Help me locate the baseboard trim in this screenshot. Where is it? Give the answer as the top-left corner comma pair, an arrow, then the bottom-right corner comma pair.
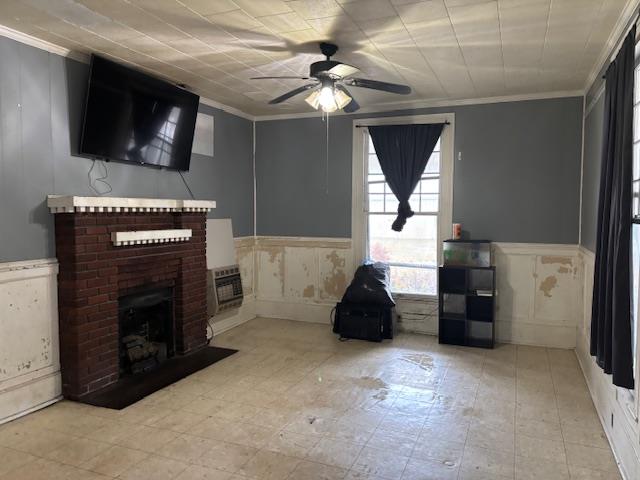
211,298 -> 257,336
575,335 -> 633,480
495,321 -> 577,348
255,299 -> 335,324
0,372 -> 62,425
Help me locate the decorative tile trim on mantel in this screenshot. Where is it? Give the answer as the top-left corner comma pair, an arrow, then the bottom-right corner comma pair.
111,229 -> 192,247
47,195 -> 216,213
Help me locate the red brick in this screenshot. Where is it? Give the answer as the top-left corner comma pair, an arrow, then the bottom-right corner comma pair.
54,211 -> 209,399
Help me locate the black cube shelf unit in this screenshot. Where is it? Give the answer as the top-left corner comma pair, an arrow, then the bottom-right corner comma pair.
438,265 -> 496,348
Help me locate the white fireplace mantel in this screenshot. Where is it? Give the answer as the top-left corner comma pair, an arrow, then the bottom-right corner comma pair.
47,195 -> 216,213
111,229 -> 192,246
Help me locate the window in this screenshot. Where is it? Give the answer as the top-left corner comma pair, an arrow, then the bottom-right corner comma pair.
363,131 -> 444,296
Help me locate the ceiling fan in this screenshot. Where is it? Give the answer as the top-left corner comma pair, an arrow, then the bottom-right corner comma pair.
250,42 -> 412,113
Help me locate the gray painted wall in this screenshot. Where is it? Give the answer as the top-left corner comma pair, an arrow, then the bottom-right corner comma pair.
0,36 -> 254,263
581,94 -> 605,252
256,97 -> 584,244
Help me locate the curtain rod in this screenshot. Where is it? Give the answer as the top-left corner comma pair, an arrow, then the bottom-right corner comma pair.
355,121 -> 450,128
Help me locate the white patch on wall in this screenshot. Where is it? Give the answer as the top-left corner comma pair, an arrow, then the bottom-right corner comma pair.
192,112 -> 214,157
206,219 -> 235,269
0,259 -> 61,423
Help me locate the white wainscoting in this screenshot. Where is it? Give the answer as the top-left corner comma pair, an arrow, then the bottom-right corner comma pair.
576,247 -> 640,480
253,236 -> 353,324
209,236 -> 354,329
493,243 -> 581,348
231,237 -> 582,348
395,243 -> 581,346
0,258 -> 62,424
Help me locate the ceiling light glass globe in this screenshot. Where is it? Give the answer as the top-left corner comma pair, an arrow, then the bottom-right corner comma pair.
319,86 -> 337,112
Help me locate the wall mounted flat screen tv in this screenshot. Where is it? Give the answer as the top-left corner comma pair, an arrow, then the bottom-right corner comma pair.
80,55 -> 200,171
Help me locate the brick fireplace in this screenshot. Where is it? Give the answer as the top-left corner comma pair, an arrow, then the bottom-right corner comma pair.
48,196 -> 215,400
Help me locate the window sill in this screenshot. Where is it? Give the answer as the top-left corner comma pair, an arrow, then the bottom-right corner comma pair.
393,292 -> 438,302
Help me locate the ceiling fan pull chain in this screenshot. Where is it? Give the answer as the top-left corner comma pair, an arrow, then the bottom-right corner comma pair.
326,112 -> 330,195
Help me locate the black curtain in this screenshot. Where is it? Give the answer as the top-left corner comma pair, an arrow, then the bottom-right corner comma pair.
591,25 -> 636,389
369,123 -> 444,231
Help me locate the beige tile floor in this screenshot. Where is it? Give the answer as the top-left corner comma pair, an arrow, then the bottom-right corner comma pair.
0,317 -> 620,480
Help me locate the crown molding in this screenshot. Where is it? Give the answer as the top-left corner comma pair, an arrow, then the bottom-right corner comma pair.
252,90 -> 584,121
0,24 -> 88,63
584,0 -> 640,95
198,97 -> 255,121
585,82 -> 606,117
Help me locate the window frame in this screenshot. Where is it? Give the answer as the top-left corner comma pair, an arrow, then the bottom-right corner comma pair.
624,54 -> 640,424
351,113 -> 455,300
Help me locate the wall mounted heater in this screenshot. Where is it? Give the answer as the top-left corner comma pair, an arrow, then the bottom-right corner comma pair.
210,265 -> 243,314
206,219 -> 243,317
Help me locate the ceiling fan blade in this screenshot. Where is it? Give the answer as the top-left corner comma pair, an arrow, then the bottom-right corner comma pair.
345,78 -> 411,95
250,76 -> 311,80
328,63 -> 359,78
269,83 -> 318,104
335,85 -> 360,113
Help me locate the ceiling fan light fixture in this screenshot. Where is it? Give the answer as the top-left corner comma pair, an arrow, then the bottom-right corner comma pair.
334,88 -> 352,109
305,90 -> 320,109
318,85 -> 338,112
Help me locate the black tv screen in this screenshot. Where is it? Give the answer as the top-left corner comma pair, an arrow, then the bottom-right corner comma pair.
80,55 -> 200,171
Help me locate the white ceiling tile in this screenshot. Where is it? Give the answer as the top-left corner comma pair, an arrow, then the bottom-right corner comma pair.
394,1 -> 449,24
287,0 -> 343,20
169,38 -> 216,56
23,0 -> 111,27
178,0 -> 237,16
258,12 -> 311,33
389,0 -> 431,5
234,0 -> 293,17
75,0 -> 158,30
356,16 -> 406,36
341,0 -> 397,22
127,0 -> 187,24
578,0 -> 627,72
444,0 -> 493,6
133,22 -> 193,44
499,0 -> 548,67
448,1 -> 504,94
278,28 -> 325,45
307,14 -> 360,35
405,17 -> 476,97
206,9 -> 263,31
83,20 -> 142,42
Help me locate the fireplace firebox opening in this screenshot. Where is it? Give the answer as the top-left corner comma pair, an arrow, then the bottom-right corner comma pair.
118,286 -> 175,375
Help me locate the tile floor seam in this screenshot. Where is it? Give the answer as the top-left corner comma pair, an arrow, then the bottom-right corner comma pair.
455,353 -> 485,480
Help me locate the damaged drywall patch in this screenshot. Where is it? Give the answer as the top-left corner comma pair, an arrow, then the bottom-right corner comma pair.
262,246 -> 282,264
539,275 -> 558,297
303,285 -> 315,298
322,251 -> 347,299
323,271 -> 347,298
